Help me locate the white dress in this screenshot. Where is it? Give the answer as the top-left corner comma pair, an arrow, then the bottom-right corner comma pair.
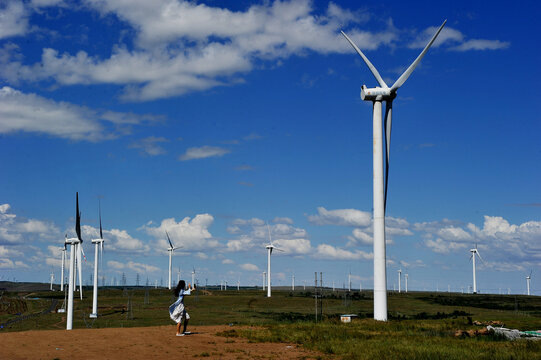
169,288 -> 191,324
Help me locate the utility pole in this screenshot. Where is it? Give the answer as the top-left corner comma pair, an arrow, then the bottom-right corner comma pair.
314,272 -> 318,322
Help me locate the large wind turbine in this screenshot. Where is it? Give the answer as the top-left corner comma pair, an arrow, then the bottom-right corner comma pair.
469,244 -> 483,294
341,20 -> 446,321
191,266 -> 196,286
265,223 -> 284,298
166,231 -> 180,289
65,192 -> 83,330
90,201 -> 105,318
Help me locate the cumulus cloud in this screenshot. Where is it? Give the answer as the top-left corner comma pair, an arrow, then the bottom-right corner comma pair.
417,215 -> 541,264
179,145 -> 230,161
226,216 -> 311,255
0,87 -> 158,141
313,244 -> 372,260
240,263 -> 259,271
0,203 -> 59,244
0,1 -> 29,39
450,39 -> 510,51
222,259 -> 234,264
142,214 -> 219,251
2,0 -> 397,101
409,25 -> 509,51
106,260 -> 159,274
129,136 -> 169,156
308,207 -> 371,227
81,224 -> 150,254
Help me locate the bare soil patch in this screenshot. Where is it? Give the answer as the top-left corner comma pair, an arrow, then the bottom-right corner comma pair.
0,325 -> 325,359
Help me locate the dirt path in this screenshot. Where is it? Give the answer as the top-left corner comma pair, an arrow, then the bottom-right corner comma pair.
0,325 -> 325,359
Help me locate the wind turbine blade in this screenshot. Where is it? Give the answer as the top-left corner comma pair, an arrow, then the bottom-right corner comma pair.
390,20 -> 446,92
99,200 -> 103,239
476,250 -> 484,262
266,222 -> 272,244
341,31 -> 388,88
166,231 -> 174,249
383,100 -> 393,213
75,192 -> 82,242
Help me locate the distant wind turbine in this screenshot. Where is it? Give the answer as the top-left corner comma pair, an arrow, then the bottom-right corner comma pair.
341,20 -> 446,321
265,222 -> 284,297
469,244 -> 484,294
90,201 -> 105,318
60,240 -> 67,291
405,273 -> 408,293
49,270 -> 54,291
526,270 -> 532,296
166,231 -> 181,289
398,269 -> 402,293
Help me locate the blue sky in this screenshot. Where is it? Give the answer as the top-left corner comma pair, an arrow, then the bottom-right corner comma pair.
0,0 -> 539,295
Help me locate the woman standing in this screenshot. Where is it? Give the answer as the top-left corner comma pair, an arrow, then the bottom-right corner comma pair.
169,280 -> 196,336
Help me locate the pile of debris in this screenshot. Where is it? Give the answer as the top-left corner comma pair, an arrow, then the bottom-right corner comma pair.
487,326 -> 541,341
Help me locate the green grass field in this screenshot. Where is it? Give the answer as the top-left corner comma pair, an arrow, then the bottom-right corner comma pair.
1,286 -> 540,359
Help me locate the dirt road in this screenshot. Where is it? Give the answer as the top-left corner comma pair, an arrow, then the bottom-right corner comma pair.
0,325 -> 325,359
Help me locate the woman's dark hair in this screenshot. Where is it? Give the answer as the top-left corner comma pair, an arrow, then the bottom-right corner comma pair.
174,280 -> 186,297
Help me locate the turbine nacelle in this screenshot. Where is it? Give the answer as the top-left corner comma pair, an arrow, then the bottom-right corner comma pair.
361,85 -> 395,101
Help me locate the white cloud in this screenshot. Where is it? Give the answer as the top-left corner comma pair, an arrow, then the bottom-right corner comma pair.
0,257 -> 29,269
450,39 -> 510,51
0,203 -> 59,244
81,224 -> 150,254
0,1 -> 29,39
179,145 -> 230,161
142,214 -> 219,251
129,136 -> 169,156
409,25 -> 509,51
313,244 -> 372,260
0,86 -> 157,141
272,238 -> 312,255
2,1 -> 396,101
222,259 -> 234,264
240,263 -> 259,271
308,206 -> 371,227
273,217 -> 293,224
106,260 -> 159,273
425,238 -> 468,254
400,259 -> 426,269
226,217 -> 311,254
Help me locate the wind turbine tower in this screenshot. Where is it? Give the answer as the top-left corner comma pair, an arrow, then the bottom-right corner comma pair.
50,270 -> 54,290
292,274 -> 295,291
526,271 -> 532,296
342,20 -> 446,321
60,242 -> 67,291
65,192 -> 83,330
470,245 -> 483,294
398,269 -> 402,293
166,231 -> 180,289
265,223 -> 283,298
191,266 -> 196,286
90,202 -> 105,318
405,273 -> 408,293
262,271 -> 266,290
